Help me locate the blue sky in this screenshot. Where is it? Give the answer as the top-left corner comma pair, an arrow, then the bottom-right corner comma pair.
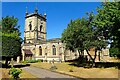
2,2 -> 101,40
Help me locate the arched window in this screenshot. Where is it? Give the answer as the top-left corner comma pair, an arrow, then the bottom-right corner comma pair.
29,22 -> 32,30
39,46 -> 42,55
52,45 -> 56,55
40,25 -> 42,32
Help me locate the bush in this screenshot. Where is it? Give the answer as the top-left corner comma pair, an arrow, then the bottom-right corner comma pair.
110,46 -> 120,58
20,61 -> 26,63
21,60 -> 42,63
37,59 -> 43,62
9,68 -> 22,79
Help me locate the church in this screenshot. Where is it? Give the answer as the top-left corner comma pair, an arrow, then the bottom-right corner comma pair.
21,8 -> 110,62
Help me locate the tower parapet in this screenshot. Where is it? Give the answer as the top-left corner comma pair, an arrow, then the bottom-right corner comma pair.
24,7 -> 47,44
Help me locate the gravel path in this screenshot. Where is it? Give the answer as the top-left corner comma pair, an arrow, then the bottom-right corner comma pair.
22,66 -> 83,80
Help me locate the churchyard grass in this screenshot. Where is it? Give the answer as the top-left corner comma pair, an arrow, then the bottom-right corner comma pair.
30,62 -> 118,78
19,69 -> 37,78
0,68 -> 37,78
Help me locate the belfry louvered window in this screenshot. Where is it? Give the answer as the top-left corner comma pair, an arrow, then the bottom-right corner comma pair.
29,22 -> 32,30
40,25 -> 42,32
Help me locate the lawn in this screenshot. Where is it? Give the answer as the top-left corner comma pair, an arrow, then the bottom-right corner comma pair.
0,60 -> 37,79
0,68 -> 37,79
0,68 -> 9,78
20,69 -> 37,78
0,69 -> 1,80
30,62 -> 118,78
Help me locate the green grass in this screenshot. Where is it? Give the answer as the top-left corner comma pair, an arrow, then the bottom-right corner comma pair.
0,68 -> 37,78
20,69 -> 37,78
30,62 -> 118,78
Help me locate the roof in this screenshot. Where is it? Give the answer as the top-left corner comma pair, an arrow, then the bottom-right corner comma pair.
35,38 -> 61,44
23,49 -> 33,55
22,38 -> 62,45
36,40 -> 47,44
22,43 -> 34,46
47,38 -> 61,43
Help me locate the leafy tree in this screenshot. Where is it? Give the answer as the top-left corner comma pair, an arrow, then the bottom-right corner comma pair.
109,43 -> 120,57
93,2 -> 120,57
2,16 -> 21,36
110,46 -> 119,57
2,32 -> 22,65
1,16 -> 22,65
61,13 -> 107,66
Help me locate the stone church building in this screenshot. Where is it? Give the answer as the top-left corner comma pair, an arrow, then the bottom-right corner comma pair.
21,8 -> 110,62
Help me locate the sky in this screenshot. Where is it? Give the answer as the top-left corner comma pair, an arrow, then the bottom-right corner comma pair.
2,2 -> 101,40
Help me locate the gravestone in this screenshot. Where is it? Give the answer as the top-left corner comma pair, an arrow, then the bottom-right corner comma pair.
17,56 -> 20,63
50,59 -> 57,70
11,58 -> 14,67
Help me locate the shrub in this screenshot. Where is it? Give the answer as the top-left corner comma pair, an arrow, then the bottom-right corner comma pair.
20,61 -> 26,63
26,60 -> 36,63
37,59 -> 43,62
110,46 -> 120,58
9,68 -> 22,79
21,60 -> 42,63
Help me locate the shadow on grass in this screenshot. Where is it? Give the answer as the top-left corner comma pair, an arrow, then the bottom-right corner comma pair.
66,57 -> 120,69
94,62 -> 120,69
13,64 -> 30,68
0,62 -> 30,68
68,61 -> 120,69
0,62 -> 11,68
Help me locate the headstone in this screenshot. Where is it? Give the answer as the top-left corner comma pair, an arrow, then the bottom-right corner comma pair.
17,56 -> 20,63
51,59 -> 54,66
11,58 -> 14,67
50,59 -> 57,70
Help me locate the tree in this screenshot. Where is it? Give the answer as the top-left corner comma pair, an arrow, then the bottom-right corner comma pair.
2,32 -> 22,65
2,16 -> 21,36
1,16 -> 22,65
109,43 -> 120,57
110,46 -> 119,57
61,13 -> 107,66
93,2 -> 120,57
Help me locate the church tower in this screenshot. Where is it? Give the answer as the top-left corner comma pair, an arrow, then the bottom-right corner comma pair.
24,7 -> 47,43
